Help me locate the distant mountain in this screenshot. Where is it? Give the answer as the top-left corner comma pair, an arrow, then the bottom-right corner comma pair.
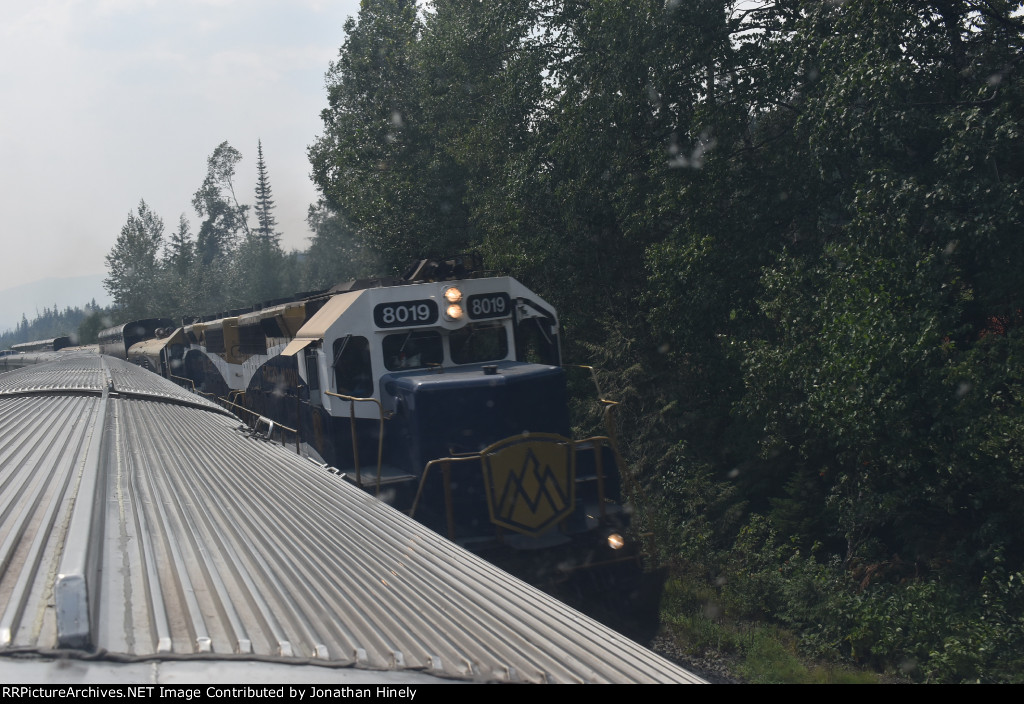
0,274 -> 111,334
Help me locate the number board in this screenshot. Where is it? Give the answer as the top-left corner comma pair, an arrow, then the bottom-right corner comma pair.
373,299 -> 439,328
467,293 -> 512,320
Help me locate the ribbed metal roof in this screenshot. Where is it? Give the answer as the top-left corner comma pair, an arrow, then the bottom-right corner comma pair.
0,352 -> 705,683
0,351 -> 106,392
106,357 -> 224,411
0,352 -> 224,414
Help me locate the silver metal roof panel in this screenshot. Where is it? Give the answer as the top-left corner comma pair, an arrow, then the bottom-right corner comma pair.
104,354 -> 224,412
0,350 -> 227,416
0,358 -> 704,684
0,352 -> 106,393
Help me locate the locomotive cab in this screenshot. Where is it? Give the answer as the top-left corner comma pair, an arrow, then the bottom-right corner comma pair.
278,277 -> 625,551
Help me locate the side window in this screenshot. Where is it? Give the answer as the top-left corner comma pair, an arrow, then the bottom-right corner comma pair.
333,336 -> 373,397
205,328 -> 225,353
305,347 -> 320,394
238,323 -> 267,355
515,317 -> 560,365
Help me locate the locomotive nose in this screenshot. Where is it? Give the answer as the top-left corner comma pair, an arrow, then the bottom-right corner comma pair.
382,362 -> 571,465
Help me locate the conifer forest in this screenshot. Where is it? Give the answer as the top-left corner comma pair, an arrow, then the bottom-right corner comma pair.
93,1 -> 1024,682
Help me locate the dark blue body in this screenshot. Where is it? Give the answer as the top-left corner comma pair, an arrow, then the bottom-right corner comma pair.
380,361 -> 571,470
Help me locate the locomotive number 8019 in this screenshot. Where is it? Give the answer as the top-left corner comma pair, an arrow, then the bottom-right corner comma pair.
118,262 -> 632,576
373,299 -> 439,328
467,292 -> 511,319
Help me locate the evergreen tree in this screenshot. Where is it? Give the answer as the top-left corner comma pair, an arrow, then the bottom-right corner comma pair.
164,214 -> 195,276
0,305 -> 101,349
305,200 -> 378,289
77,307 -> 114,345
226,140 -> 288,307
234,235 -> 285,307
103,199 -> 165,320
161,214 -> 196,318
253,139 -> 279,245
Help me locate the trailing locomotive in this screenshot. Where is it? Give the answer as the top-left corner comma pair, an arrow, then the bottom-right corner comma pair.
99,318 -> 174,359
11,336 -> 72,352
1,336 -> 77,371
123,259 -> 632,569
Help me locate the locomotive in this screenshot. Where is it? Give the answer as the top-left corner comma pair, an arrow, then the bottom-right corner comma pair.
116,258 -> 632,571
98,318 -> 174,359
10,336 -> 73,353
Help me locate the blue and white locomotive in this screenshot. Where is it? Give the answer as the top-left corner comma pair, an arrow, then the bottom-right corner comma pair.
127,259 -> 630,565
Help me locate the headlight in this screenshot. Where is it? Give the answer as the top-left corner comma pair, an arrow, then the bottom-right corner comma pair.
446,304 -> 464,321
444,286 -> 463,304
607,533 -> 625,550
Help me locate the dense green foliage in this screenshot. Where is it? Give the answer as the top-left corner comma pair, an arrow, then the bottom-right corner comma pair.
306,0 -> 1024,681
87,0 -> 1022,681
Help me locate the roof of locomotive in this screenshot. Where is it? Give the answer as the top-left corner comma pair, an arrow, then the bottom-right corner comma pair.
98,318 -> 174,339
128,326 -> 187,354
11,336 -> 71,352
285,288 -> 364,345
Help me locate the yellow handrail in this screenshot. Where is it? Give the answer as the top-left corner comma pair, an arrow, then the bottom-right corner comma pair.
412,455 -> 488,540
569,365 -> 624,461
324,391 -> 389,496
169,373 -> 196,392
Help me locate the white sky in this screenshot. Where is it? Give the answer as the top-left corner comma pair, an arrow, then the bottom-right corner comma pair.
0,0 -> 361,291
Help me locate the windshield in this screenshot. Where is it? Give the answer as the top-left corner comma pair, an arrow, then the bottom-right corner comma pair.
450,322 -> 508,364
382,330 -> 444,370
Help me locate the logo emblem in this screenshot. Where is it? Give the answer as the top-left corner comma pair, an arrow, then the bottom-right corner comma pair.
481,434 -> 575,536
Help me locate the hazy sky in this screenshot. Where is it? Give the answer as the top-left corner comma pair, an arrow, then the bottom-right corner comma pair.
0,0 -> 361,292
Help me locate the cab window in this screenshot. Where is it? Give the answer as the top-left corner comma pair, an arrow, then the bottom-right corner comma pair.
450,322 -> 508,364
304,346 -> 320,393
383,330 -> 443,371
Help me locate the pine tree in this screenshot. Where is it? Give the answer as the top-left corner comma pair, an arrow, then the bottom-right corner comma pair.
103,199 -> 165,319
254,139 -> 279,245
158,214 -> 196,318
165,214 -> 195,276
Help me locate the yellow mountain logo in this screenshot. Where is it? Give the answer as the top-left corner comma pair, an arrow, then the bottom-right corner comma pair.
481,435 -> 575,536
